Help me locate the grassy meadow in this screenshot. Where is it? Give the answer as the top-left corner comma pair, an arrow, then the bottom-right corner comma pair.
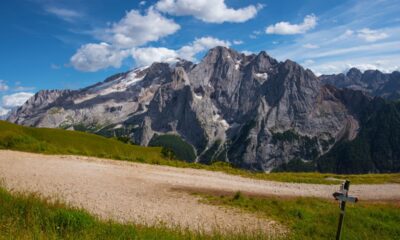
0,187 -> 271,240
0,185 -> 399,240
1,120 -> 400,185
200,191 -> 400,240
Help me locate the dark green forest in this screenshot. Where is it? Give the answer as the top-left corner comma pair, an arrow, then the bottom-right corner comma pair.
318,99 -> 400,173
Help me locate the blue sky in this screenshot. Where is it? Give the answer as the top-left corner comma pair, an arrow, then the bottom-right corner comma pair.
0,0 -> 399,115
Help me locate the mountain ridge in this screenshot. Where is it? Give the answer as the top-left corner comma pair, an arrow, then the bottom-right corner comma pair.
320,67 -> 400,99
7,46 -> 400,173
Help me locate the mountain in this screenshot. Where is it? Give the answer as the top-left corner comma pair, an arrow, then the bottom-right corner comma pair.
7,46 -> 400,173
320,68 -> 400,100
317,98 -> 400,174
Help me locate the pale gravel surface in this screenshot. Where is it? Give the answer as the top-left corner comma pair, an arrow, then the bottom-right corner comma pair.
1,150 -> 400,235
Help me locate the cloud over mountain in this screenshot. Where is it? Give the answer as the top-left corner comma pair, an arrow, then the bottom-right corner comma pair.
155,0 -> 263,23
70,7 -> 181,71
101,8 -> 181,48
71,43 -> 130,72
266,14 -> 317,35
2,92 -> 34,108
131,37 -> 231,66
131,47 -> 178,66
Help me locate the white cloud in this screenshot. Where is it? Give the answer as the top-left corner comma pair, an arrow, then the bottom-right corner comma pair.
0,106 -> 10,116
132,47 -> 179,66
321,30 -> 354,45
71,35 -> 231,71
177,37 -> 231,61
0,80 -> 9,91
267,0 -> 400,75
14,86 -> 36,91
139,1 -> 147,6
233,40 -> 244,45
155,0 -> 264,23
303,59 -> 315,65
266,14 -> 317,35
357,28 -> 389,42
131,36 -> 231,66
309,41 -> 400,59
71,8 -> 180,72
45,6 -> 82,22
303,43 -> 319,49
51,64 -> 61,70
249,30 -> 262,39
2,92 -> 34,108
70,43 -> 130,72
101,8 -> 180,48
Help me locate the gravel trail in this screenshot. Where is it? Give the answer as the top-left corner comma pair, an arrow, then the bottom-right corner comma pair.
1,150 -> 399,235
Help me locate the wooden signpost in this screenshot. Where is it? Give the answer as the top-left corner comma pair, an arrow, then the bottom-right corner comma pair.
332,180 -> 358,240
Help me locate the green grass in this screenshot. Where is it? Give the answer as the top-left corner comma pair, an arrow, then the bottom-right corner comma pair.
0,187 -> 270,240
200,192 -> 400,240
0,120 -> 164,163
149,134 -> 197,162
1,120 -> 400,185
200,162 -> 400,185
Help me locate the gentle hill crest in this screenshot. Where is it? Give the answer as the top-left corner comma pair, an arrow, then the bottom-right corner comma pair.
0,120 -> 163,163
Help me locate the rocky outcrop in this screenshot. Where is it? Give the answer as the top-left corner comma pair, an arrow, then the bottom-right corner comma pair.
8,47 -> 380,172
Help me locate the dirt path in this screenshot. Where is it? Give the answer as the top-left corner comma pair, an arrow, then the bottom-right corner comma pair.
1,150 -> 399,235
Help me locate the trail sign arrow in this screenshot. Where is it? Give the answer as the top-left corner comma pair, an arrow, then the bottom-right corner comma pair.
333,192 -> 358,203
333,180 -> 358,240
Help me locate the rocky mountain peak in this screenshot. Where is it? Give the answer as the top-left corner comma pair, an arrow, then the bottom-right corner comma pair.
203,46 -> 243,64
8,46 -> 399,173
256,50 -> 278,65
346,67 -> 362,78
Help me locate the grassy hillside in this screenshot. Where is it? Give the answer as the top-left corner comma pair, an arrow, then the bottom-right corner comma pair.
0,120 -> 164,164
201,192 -> 400,240
0,187 -> 267,240
1,120 -> 400,185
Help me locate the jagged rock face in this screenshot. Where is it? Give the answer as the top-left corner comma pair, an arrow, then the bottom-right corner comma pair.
320,68 -> 400,99
8,90 -> 73,126
8,47 -> 373,171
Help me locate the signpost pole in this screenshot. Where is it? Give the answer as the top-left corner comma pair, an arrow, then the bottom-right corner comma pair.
335,180 -> 350,240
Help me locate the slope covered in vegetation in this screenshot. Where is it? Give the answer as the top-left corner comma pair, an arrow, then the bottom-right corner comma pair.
318,100 -> 400,173
0,120 -> 163,163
